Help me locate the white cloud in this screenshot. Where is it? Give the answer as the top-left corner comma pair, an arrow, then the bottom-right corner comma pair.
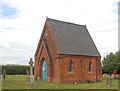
0,42 -> 34,65
0,0 -> 118,65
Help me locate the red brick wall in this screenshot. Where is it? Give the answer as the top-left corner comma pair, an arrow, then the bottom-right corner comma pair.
34,20 -> 102,83
57,54 -> 102,83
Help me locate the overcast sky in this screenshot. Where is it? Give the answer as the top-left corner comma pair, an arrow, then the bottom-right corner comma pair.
0,0 -> 118,65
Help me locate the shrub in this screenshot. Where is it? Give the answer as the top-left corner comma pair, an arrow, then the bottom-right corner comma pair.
35,76 -> 38,81
2,65 -> 34,75
86,80 -> 91,83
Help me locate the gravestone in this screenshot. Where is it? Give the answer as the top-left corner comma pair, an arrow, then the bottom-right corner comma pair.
106,76 -> 112,86
26,58 -> 36,86
27,70 -> 29,76
3,69 -> 6,82
26,70 -> 29,81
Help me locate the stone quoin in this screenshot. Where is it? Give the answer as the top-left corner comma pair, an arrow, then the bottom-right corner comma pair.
34,18 -> 102,83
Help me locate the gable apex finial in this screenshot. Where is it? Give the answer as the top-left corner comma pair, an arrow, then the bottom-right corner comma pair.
46,16 -> 48,19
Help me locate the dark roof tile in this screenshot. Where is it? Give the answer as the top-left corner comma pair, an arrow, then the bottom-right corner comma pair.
47,18 -> 101,57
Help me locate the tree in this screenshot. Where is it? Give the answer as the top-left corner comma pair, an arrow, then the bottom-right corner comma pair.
102,51 -> 119,74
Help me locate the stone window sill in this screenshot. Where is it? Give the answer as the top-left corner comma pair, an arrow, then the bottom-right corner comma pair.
69,72 -> 74,74
88,71 -> 93,73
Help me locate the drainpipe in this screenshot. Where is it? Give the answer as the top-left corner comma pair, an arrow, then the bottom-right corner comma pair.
80,59 -> 83,81
96,56 -> 98,81
36,59 -> 38,77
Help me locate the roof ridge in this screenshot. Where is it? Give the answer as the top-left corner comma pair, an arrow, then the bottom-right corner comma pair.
47,18 -> 86,27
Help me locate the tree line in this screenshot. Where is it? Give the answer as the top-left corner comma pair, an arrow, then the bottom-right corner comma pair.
2,65 -> 34,75
102,51 -> 120,74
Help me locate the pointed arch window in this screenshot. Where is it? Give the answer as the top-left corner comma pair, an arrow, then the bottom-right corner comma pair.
89,61 -> 92,72
69,61 -> 73,72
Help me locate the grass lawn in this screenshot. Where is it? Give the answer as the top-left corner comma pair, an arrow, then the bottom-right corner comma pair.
2,75 -> 118,89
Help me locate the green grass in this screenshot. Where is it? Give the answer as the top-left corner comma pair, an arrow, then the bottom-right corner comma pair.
2,75 -> 118,89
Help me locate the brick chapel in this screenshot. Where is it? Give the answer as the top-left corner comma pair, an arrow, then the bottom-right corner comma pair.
34,18 -> 102,83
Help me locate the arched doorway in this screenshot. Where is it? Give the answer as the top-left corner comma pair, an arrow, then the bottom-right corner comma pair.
42,59 -> 47,80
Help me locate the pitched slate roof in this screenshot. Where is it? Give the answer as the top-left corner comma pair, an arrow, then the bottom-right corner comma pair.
47,18 -> 101,57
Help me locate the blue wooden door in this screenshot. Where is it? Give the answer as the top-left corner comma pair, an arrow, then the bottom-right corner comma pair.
42,59 -> 47,80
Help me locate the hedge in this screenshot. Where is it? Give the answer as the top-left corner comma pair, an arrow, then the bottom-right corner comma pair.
2,65 -> 34,75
